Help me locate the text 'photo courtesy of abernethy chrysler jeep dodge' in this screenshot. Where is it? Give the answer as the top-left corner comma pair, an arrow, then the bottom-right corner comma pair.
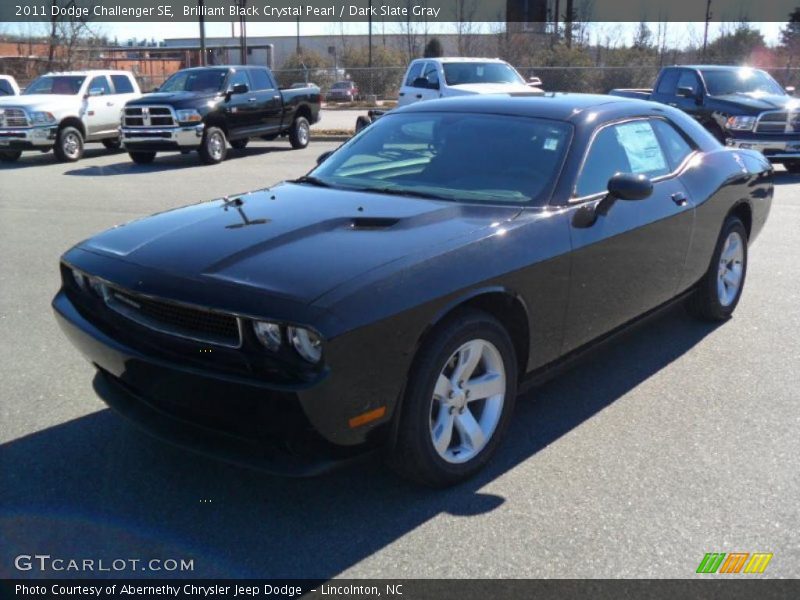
53,93 -> 772,487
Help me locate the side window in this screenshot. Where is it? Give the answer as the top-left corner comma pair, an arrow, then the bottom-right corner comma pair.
228,69 -> 251,90
249,68 -> 273,91
110,75 -> 135,94
655,70 -> 679,95
422,62 -> 440,88
88,76 -> 111,95
576,121 -> 669,198
677,70 -> 701,96
404,62 -> 424,86
651,119 -> 694,169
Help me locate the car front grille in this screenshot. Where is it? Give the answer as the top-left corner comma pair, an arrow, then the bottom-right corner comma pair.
123,105 -> 175,128
103,285 -> 242,348
0,107 -> 29,128
755,111 -> 800,134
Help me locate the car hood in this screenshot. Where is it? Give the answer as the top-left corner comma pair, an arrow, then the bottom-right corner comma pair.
78,183 -> 521,305
712,93 -> 800,112
0,94 -> 76,110
127,91 -> 220,107
447,82 -> 536,95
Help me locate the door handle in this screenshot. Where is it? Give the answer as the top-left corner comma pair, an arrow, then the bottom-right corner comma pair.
667,102 -> 677,107
106,102 -> 114,107
273,95 -> 280,100
416,94 -> 423,99
671,192 -> 688,206
248,97 -> 257,102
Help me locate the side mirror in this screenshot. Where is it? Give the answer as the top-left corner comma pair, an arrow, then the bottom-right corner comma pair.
786,86 -> 796,95
151,87 -> 160,93
607,173 -> 653,201
316,150 -> 333,165
87,87 -> 104,97
229,83 -> 249,95
677,86 -> 701,101
412,77 -> 430,89
528,76 -> 542,87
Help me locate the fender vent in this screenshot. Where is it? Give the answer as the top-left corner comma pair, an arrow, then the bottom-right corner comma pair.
349,217 -> 399,230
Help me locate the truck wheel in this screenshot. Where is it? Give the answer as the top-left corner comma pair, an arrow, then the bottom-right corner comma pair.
289,116 -> 310,149
128,151 -> 156,165
199,126 -> 227,164
686,216 -> 748,321
230,139 -> 249,150
0,150 -> 22,162
388,309 -> 518,487
784,161 -> 800,174
54,126 -> 84,162
102,139 -> 121,151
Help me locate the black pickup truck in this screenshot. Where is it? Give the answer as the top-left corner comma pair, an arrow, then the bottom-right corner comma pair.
610,65 -> 800,172
120,65 -> 321,165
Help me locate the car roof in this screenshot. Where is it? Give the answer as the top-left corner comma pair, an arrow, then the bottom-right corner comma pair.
412,57 -> 508,64
43,70 -> 133,76
674,65 -> 766,71
396,92 -> 648,122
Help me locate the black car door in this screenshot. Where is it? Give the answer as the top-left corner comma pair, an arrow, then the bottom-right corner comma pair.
224,68 -> 257,136
247,67 -> 283,133
561,117 -> 696,352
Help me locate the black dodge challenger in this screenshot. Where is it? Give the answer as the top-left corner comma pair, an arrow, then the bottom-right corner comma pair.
53,94 -> 773,486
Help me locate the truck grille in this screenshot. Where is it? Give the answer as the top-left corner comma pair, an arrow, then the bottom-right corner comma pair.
103,285 -> 242,348
0,107 -> 29,128
123,105 -> 175,128
755,111 -> 800,134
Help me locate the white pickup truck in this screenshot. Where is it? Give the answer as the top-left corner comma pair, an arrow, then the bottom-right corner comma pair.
0,69 -> 141,162
0,75 -> 20,97
397,57 -> 542,107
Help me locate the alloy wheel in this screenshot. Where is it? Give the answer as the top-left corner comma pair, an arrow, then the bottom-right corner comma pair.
717,230 -> 744,307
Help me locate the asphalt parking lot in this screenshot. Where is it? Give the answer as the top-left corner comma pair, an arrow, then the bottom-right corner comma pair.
1,140 -> 799,579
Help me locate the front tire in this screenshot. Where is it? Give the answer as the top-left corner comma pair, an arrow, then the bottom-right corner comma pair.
54,126 -> 84,162
686,216 -> 748,321
389,309 -> 518,487
199,126 -> 227,164
0,150 -> 22,162
128,151 -> 156,164
289,116 -> 310,149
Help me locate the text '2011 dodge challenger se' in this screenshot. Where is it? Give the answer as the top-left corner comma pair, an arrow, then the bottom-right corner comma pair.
53,94 -> 772,486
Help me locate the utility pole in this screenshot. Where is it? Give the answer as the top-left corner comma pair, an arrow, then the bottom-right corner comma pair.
238,0 -> 247,64
702,0 -> 712,60
198,0 -> 206,66
368,0 -> 373,96
296,16 -> 301,54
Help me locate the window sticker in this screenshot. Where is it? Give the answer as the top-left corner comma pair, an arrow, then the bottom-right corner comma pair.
613,121 -> 667,174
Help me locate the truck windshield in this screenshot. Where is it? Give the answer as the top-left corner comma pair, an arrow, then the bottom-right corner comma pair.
24,76 -> 86,95
701,69 -> 784,96
159,69 -> 228,93
308,112 -> 571,205
443,63 -> 525,86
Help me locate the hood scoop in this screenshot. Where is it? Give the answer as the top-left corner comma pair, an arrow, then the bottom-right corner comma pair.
349,217 -> 400,230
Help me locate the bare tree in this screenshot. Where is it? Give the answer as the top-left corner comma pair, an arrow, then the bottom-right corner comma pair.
454,0 -> 479,55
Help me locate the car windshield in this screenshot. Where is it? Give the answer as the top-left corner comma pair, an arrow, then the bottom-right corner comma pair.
332,82 -> 351,89
443,62 -> 525,86
309,112 -> 571,205
701,68 -> 785,96
24,75 -> 85,95
159,68 -> 228,93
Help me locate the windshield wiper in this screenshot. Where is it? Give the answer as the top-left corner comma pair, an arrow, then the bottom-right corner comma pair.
358,186 -> 451,201
293,175 -> 333,188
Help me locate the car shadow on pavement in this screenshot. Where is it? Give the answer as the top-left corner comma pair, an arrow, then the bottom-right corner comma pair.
0,305 -> 719,580
0,148 -> 116,170
62,146 -> 294,176
772,170 -> 800,185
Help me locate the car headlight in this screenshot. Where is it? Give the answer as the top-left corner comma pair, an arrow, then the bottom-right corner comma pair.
176,109 -> 203,123
726,116 -> 756,131
287,326 -> 323,363
253,321 -> 282,352
87,277 -> 107,298
71,268 -> 87,291
29,111 -> 56,124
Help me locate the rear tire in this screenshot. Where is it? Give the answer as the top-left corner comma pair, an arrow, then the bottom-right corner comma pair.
128,151 -> 156,165
0,150 -> 22,162
289,116 -> 310,149
102,138 -> 121,151
199,126 -> 227,164
230,138 -> 249,150
388,309 -> 518,487
53,126 -> 84,162
686,216 -> 748,321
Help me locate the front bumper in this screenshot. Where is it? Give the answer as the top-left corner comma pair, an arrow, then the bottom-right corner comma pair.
120,124 -> 204,152
0,125 -> 57,149
726,137 -> 800,160
52,289 -> 378,475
